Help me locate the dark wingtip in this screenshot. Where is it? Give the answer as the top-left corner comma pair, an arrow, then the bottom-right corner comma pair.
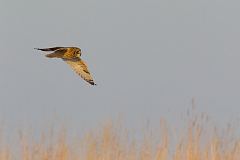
34,48 -> 40,50
89,81 -> 97,86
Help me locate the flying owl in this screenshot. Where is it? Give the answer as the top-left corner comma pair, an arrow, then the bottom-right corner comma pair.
35,47 -> 96,85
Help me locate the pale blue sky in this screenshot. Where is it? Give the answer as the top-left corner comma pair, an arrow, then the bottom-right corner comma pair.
1,0 -> 240,133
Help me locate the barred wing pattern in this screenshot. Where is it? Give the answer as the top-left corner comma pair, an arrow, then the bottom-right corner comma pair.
63,58 -> 96,85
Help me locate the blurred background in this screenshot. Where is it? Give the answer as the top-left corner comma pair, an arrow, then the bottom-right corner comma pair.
0,0 -> 240,138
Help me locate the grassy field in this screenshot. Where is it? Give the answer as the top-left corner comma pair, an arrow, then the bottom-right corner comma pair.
0,114 -> 239,160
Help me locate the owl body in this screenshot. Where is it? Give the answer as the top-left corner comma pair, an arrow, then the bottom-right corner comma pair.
35,47 -> 96,85
63,47 -> 81,59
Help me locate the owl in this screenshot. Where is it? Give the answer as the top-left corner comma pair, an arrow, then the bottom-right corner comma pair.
35,47 -> 96,85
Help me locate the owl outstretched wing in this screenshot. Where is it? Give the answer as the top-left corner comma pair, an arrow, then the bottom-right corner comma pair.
63,58 -> 96,85
35,47 -> 68,58
34,47 -> 64,51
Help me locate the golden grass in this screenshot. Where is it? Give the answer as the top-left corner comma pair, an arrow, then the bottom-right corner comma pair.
0,115 -> 239,160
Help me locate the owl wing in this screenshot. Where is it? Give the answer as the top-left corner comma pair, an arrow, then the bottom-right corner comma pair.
63,58 -> 96,85
45,48 -> 68,58
34,47 -> 64,51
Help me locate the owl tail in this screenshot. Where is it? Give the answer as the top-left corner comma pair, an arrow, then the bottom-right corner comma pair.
45,52 -> 63,58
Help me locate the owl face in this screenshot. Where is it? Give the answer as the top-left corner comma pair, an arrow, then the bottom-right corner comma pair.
74,48 -> 81,58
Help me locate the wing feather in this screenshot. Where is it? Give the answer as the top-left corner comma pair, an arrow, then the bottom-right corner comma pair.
63,58 -> 96,85
34,47 -> 64,51
45,48 -> 68,58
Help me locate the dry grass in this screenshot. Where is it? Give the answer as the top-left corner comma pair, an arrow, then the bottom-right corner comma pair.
0,115 -> 239,160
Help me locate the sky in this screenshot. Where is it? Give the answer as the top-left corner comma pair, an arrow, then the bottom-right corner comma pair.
1,0 -> 240,135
